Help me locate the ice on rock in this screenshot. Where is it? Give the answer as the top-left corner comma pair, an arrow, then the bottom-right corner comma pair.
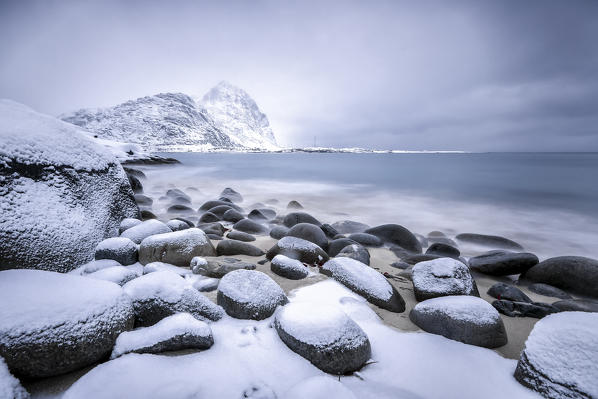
88,265 -> 140,286
123,271 -> 224,326
111,313 -> 213,359
120,219 -> 171,244
0,269 -> 134,378
412,257 -> 478,301
0,357 -> 29,399
321,257 -> 405,312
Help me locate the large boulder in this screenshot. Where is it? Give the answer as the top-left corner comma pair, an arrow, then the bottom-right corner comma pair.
216,239 -> 264,257
469,251 -> 539,276
456,233 -> 523,250
274,302 -> 371,374
138,228 -> 216,266
0,269 -> 134,378
120,219 -> 171,244
123,271 -> 223,326
347,233 -> 382,247
364,224 -> 422,253
514,312 -> 598,399
94,237 -> 138,265
283,212 -> 321,228
266,236 -> 329,265
286,223 -> 329,250
0,101 -> 139,272
412,257 -> 479,301
321,257 -> 405,312
233,219 -> 269,235
528,283 -> 572,299
410,296 -> 508,348
217,270 -> 288,320
524,256 -> 598,298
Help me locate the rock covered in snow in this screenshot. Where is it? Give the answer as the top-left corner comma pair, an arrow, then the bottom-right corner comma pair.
187,275 -> 220,292
0,100 -> 139,273
321,257 -> 405,312
217,269 -> 288,320
88,265 -> 140,286
123,271 -> 223,326
119,218 -> 142,234
0,269 -> 134,378
0,357 -> 29,399
166,219 -> 191,232
138,228 -> 216,266
274,302 -> 371,374
270,254 -> 309,280
192,257 -> 256,278
143,262 -> 192,276
120,219 -> 171,244
412,257 -> 479,301
266,236 -> 329,265
94,237 -> 138,265
514,312 -> 598,399
110,313 -> 213,359
410,296 -> 508,348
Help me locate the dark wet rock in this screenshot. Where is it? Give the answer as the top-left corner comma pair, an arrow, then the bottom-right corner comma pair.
95,237 -> 138,266
425,242 -> 460,259
269,225 -> 289,239
198,212 -> 220,223
226,231 -> 256,242
192,256 -> 256,277
248,209 -> 269,221
121,156 -> 180,165
220,187 -> 243,203
286,200 -> 303,209
487,283 -> 532,303
270,254 -> 309,280
170,195 -> 191,205
348,233 -> 383,247
207,234 -> 223,240
206,205 -> 233,218
469,251 -> 539,276
196,222 -> 226,236
390,261 -> 411,270
427,236 -> 458,246
528,283 -> 572,299
138,228 -> 216,266
402,254 -> 442,265
274,302 -> 371,374
123,167 -> 146,179
283,212 -> 321,228
337,244 -> 370,265
412,257 -> 479,301
166,188 -> 191,203
320,223 -> 339,239
552,299 -> 598,313
173,217 -> 195,228
257,208 -> 276,219
327,238 -> 360,258
286,223 -> 329,250
233,219 -> 269,235
492,300 -> 559,318
166,219 -> 190,232
266,236 -> 329,265
524,256 -> 598,298
222,209 -> 245,223
257,259 -> 268,265
415,233 -> 429,248
140,209 -> 157,220
199,200 -> 242,212
410,296 -> 508,348
365,224 -> 422,254
217,270 -> 287,320
134,194 -> 153,206
331,220 -> 370,234
127,174 -> 143,193
216,240 -> 265,257
456,233 -> 524,250
168,204 -> 195,214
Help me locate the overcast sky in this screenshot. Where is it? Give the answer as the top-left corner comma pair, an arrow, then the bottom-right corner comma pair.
1,0 -> 597,150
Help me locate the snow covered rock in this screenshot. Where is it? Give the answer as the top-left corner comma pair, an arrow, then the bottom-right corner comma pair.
217,269 -> 288,320
192,257 -> 256,278
0,269 -> 134,378
410,296 -> 508,348
166,219 -> 191,232
143,262 -> 192,276
270,254 -> 309,280
274,302 -> 371,374
186,275 -> 220,292
321,257 -> 405,312
138,228 -> 216,266
0,100 -> 139,273
120,219 -> 170,244
201,81 -> 278,150
110,313 -> 213,359
0,357 -> 29,399
94,237 -> 138,265
266,236 -> 329,266
88,265 -> 140,286
119,218 -> 142,234
71,258 -> 123,275
514,312 -> 598,399
216,239 -> 264,257
412,257 -> 479,301
123,271 -> 223,326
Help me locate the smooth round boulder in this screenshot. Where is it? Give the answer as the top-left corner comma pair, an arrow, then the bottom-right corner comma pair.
337,244 -> 370,265
166,219 -> 190,232
167,204 -> 194,214
206,205 -> 233,218
456,233 -> 523,250
134,194 -> 153,207
222,209 -> 244,223
120,219 -> 171,244
269,225 -> 289,239
217,270 -> 288,320
412,257 -> 479,301
140,209 -> 157,220
487,282 -> 531,303
364,224 -> 422,253
199,200 -> 242,212
469,251 -> 539,276
524,256 -> 598,297
425,242 -> 460,259
226,230 -> 256,242
270,254 -> 309,280
138,228 -> 216,266
286,200 -> 303,210
266,236 -> 329,265
88,265 -> 140,286
248,209 -> 269,221
220,187 -> 243,203
283,212 -> 321,228
94,237 -> 138,265
528,283 -> 572,299
347,233 -> 382,247
274,302 -> 371,374
327,238 -> 358,257
514,312 -> 598,399
216,240 -> 264,257
286,223 -> 329,250
492,300 -> 559,319
410,295 -> 508,348
551,299 -> 598,313
119,218 -> 142,234
166,188 -> 191,202
233,219 -> 269,235
198,212 -> 220,223
331,220 -> 370,234
320,223 -> 339,239
0,270 -> 134,378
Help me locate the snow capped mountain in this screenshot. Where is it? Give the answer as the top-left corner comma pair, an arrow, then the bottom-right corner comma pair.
200,81 -> 278,149
60,83 -> 278,151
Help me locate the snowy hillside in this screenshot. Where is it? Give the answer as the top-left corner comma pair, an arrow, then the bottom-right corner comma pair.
60,83 -> 278,151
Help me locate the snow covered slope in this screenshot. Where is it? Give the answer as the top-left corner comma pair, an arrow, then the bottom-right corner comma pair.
60,83 -> 278,151
201,81 -> 278,149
